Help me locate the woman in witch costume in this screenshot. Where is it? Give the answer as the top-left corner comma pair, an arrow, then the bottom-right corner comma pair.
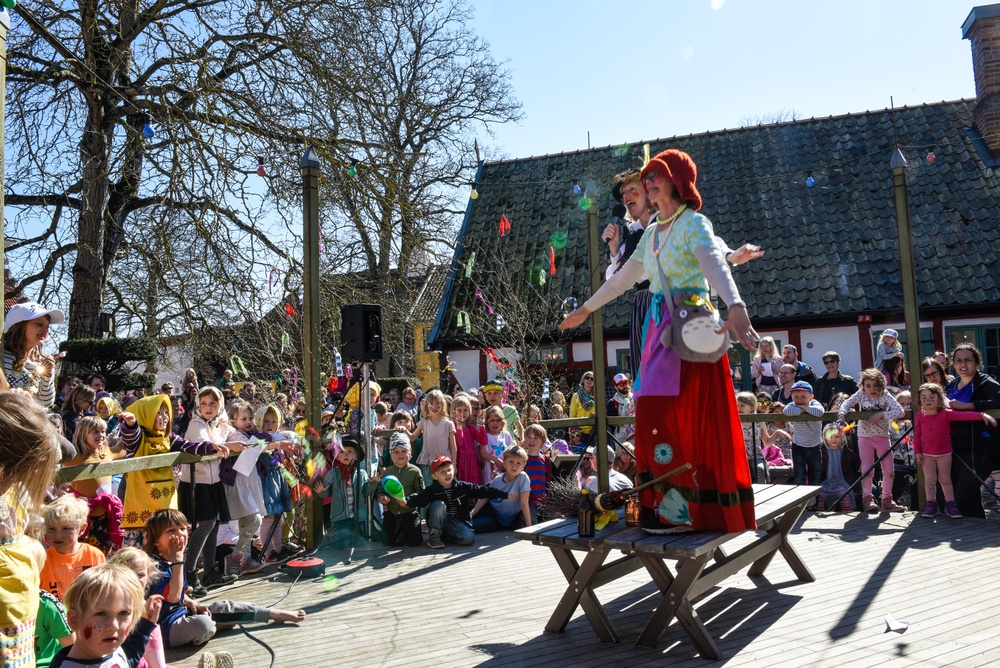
561,149 -> 757,534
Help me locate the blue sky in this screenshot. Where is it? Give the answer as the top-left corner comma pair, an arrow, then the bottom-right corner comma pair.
469,0 -> 985,160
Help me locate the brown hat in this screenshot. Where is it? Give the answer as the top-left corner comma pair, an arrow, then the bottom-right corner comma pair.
640,149 -> 702,211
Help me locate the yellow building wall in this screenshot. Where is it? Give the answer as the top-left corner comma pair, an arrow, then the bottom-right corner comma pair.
412,323 -> 439,391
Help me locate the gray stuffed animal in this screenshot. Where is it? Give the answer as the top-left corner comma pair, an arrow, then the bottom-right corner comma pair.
659,292 -> 731,363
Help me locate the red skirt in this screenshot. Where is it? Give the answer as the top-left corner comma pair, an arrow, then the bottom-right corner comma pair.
635,356 -> 755,533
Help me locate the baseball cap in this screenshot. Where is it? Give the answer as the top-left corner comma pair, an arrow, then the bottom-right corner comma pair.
431,455 -> 453,475
613,373 -> 629,385
4,302 -> 65,333
790,381 -> 813,394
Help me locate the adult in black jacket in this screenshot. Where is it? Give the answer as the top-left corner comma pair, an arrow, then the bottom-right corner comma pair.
945,343 -> 1000,518
813,351 -> 859,407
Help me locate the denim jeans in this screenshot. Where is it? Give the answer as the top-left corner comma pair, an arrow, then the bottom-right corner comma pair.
426,500 -> 475,545
792,444 -> 822,486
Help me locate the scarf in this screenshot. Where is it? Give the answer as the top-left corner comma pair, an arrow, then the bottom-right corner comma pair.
334,461 -> 352,486
576,386 -> 595,411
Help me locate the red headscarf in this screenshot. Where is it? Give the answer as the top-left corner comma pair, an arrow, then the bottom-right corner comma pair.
639,149 -> 702,212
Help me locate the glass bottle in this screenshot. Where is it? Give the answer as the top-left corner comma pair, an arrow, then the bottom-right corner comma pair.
578,488 -> 595,537
625,496 -> 641,527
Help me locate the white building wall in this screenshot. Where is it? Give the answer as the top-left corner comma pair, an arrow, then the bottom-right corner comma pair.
800,327 -> 862,379
448,349 -> 481,392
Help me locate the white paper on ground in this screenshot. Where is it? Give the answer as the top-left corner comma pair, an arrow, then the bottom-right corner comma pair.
884,614 -> 909,634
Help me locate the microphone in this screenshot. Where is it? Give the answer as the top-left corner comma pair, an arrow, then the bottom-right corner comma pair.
611,203 -> 627,224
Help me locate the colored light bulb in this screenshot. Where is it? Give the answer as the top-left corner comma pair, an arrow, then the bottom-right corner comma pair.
142,122 -> 155,139
806,176 -> 815,187
573,183 -> 582,196
347,158 -> 359,177
926,151 -> 936,164
1,0 -> 17,9
256,156 -> 266,177
470,187 -> 479,200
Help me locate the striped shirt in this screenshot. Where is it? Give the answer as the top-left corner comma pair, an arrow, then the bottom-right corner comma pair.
524,454 -> 550,507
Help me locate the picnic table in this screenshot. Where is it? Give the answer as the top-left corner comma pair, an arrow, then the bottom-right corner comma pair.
514,483 -> 820,659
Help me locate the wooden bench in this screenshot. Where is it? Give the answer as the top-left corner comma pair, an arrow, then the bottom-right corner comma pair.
514,483 -> 820,659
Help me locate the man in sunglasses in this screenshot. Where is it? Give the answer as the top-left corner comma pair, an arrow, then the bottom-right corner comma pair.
606,373 -> 635,444
813,351 -> 859,407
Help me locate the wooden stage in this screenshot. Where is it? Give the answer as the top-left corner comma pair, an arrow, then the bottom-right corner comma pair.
165,508 -> 1000,667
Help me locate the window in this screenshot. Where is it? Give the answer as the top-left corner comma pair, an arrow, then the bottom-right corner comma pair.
527,345 -> 567,365
616,349 -> 632,375
945,324 -> 1000,377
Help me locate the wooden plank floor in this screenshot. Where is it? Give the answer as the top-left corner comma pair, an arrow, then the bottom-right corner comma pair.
165,509 -> 1000,667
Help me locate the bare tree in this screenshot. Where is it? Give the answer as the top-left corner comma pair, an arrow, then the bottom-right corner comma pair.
738,108 -> 800,127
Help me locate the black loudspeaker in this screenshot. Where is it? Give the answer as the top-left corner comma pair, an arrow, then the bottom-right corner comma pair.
341,303 -> 383,362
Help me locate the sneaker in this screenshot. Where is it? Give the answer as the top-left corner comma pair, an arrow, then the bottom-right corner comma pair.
279,541 -> 303,558
945,501 -> 963,518
202,569 -> 238,590
426,532 -> 445,549
224,554 -> 242,576
187,573 -> 208,599
198,650 -> 235,668
881,498 -> 905,513
639,516 -> 694,535
863,495 -> 879,513
240,558 -> 265,574
922,501 -> 938,518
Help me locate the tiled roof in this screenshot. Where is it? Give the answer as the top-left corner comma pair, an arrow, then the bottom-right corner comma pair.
429,100 -> 1000,347
408,263 -> 449,324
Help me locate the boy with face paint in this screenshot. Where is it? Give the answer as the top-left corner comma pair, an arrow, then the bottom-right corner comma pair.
482,379 -> 520,439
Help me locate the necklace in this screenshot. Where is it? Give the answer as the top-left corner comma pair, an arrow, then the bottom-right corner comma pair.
651,205 -> 687,257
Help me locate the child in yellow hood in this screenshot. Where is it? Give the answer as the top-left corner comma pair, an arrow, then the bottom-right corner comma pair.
116,394 -> 229,548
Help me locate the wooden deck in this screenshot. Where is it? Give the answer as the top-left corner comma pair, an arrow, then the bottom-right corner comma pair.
166,509 -> 1000,667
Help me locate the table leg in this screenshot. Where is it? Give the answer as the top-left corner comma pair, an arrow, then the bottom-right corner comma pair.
548,547 -> 620,643
747,501 -> 815,581
637,554 -> 720,659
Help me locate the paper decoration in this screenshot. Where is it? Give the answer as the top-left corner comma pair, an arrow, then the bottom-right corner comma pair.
269,267 -> 281,294
345,364 -> 353,379
549,246 -> 556,276
230,355 -> 249,377
333,347 -> 343,377
485,348 -> 510,369
298,286 -> 304,303
474,288 -> 494,314
542,378 -> 550,402
281,332 -> 291,354
293,369 -> 299,389
643,143 -> 651,166
496,314 -> 506,332
456,310 -> 471,334
498,214 -> 511,237
285,303 -> 296,316
465,252 -> 476,278
884,614 -> 909,634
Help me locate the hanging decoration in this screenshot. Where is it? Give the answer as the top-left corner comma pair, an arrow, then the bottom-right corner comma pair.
285,303 -> 296,316
572,183 -> 582,196
256,156 -> 267,177
281,332 -> 291,354
498,214 -> 511,237
344,364 -> 353,379
456,310 -> 471,334
643,143 -> 651,167
561,296 -> 578,318
470,184 -> 479,200
229,355 -> 249,377
333,347 -> 343,377
298,286 -> 304,304
549,246 -> 556,276
485,348 -> 511,369
496,314 -> 506,332
806,176 -> 816,187
142,114 -> 156,139
347,158 -> 358,177
542,378 -> 550,402
465,252 -> 476,278
268,266 -> 281,294
926,151 -> 936,164
474,288 -> 494,314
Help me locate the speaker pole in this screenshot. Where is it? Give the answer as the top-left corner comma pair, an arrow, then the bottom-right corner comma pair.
300,146 -> 324,551
361,361 -> 373,541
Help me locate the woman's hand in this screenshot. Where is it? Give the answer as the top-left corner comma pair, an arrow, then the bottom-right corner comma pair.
951,400 -> 974,411
727,244 -> 764,266
559,306 -> 590,331
983,413 -> 997,427
717,304 -> 759,351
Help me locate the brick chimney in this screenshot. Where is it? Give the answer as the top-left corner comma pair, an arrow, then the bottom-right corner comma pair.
964,4 -> 1000,157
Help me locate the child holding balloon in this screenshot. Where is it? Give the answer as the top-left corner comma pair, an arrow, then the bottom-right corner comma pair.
375,433 -> 425,547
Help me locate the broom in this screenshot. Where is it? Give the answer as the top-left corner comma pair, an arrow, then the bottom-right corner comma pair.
539,463 -> 693,518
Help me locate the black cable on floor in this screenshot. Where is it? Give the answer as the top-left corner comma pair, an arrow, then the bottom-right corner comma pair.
236,570 -> 303,668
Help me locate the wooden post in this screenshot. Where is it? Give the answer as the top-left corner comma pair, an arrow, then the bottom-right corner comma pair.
300,146 -> 324,549
0,8 -> 9,364
891,147 -> 924,510
584,180 -> 609,494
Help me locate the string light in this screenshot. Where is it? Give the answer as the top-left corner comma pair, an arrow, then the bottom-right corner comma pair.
142,115 -> 155,139
347,158 -> 358,177
256,156 -> 267,177
926,150 -> 936,164
470,182 -> 479,199
805,175 -> 815,187
2,0 -> 17,9
572,183 -> 582,196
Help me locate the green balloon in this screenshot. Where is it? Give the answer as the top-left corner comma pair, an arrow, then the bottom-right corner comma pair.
382,475 -> 404,499
1,0 -> 16,9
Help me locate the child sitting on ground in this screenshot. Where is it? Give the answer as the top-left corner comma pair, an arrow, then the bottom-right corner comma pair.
375,433 -> 425,547
470,445 -> 532,532
40,495 -> 107,601
51,563 -> 161,668
26,538 -> 74,668
399,456 -> 512,549
143,509 -> 305,649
